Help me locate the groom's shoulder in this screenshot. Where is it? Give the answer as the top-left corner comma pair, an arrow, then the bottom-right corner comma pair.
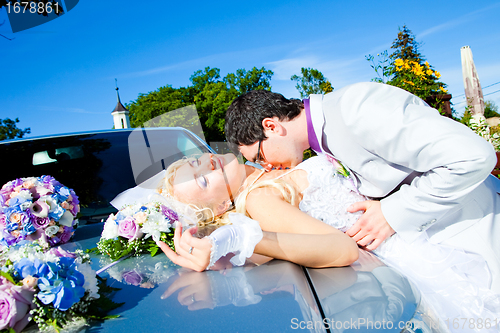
323,82 -> 414,109
325,82 -> 391,98
319,82 -> 379,108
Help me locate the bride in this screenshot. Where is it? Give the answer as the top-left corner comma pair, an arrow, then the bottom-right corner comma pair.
156,152 -> 363,270
120,152 -> 499,332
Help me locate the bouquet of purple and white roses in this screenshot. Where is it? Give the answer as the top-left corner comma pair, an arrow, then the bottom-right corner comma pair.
0,176 -> 80,249
0,242 -> 121,332
95,201 -> 180,261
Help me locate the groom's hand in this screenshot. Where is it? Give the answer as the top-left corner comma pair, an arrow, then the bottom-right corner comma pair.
346,201 -> 395,250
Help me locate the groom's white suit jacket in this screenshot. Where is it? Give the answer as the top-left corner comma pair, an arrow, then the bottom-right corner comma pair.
308,82 -> 500,248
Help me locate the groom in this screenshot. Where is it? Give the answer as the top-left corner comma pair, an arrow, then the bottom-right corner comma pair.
225,82 -> 500,291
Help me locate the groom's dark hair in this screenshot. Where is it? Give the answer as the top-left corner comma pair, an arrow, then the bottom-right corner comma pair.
225,90 -> 303,147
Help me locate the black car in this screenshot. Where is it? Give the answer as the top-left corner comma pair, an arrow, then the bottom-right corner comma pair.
0,128 -> 443,332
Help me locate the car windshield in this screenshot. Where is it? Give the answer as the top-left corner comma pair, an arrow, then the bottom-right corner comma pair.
0,129 -> 211,222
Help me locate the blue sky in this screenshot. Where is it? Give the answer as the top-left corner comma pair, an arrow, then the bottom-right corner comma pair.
1,0 -> 500,138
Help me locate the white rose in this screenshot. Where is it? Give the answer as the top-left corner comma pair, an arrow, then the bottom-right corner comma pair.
45,226 -> 59,237
17,190 -> 33,201
20,201 -> 31,210
101,220 -> 119,239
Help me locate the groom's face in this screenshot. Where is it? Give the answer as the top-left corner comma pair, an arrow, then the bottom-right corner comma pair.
239,136 -> 301,170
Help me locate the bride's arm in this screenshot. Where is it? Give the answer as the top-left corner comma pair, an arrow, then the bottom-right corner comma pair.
158,187 -> 359,271
158,221 -> 358,272
246,187 -> 359,268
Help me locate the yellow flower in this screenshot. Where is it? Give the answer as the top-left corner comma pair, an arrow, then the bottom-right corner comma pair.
435,71 -> 441,79
403,80 -> 415,86
426,69 -> 433,76
394,58 -> 404,67
412,63 -> 424,76
424,61 -> 430,68
439,86 -> 448,93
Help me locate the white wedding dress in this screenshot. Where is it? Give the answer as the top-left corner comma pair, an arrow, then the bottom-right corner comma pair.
286,155 -> 500,333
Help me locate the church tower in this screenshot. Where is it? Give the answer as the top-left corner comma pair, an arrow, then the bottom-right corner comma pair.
111,80 -> 131,129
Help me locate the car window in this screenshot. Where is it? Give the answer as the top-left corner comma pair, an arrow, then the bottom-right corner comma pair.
1,129 -> 211,222
32,146 -> 85,165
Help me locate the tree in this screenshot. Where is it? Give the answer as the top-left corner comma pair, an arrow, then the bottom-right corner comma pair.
366,26 -> 448,112
389,25 -> 423,63
0,117 -> 30,140
225,67 -> 274,94
193,66 -> 273,143
484,100 -> 500,118
291,67 -> 333,99
128,85 -> 196,128
127,66 -> 274,144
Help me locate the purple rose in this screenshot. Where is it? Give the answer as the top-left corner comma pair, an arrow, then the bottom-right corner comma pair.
118,217 -> 143,240
47,246 -> 77,258
161,205 -> 178,221
69,189 -> 80,216
0,229 -> 17,247
59,227 -> 73,244
40,175 -> 58,188
69,189 -> 79,206
121,270 -> 143,286
4,179 -> 23,191
0,214 -> 6,229
0,278 -> 34,332
32,216 -> 49,230
48,235 -> 61,247
0,191 -> 9,206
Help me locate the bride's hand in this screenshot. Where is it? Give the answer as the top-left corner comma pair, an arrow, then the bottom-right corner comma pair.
157,224 -> 212,272
346,200 -> 395,250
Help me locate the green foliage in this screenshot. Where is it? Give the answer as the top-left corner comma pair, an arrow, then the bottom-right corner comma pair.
86,276 -> 124,320
128,85 -> 196,128
461,108 -> 472,125
484,100 -> 500,118
127,66 -> 273,144
366,25 -> 448,110
90,230 -> 175,261
467,114 -> 500,151
0,270 -> 17,284
388,58 -> 447,101
291,67 -> 334,99
0,117 -> 31,141
389,25 -> 423,63
491,125 -> 500,136
366,51 -> 391,83
225,67 -> 273,94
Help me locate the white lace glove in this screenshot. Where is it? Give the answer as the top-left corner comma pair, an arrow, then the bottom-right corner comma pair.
206,213 -> 263,269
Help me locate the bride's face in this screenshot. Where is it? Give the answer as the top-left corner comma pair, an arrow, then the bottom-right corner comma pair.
172,153 -> 245,209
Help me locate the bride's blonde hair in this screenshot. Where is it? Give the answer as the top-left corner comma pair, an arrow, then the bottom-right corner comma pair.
161,155 -> 301,227
160,157 -> 231,227
234,178 -> 301,216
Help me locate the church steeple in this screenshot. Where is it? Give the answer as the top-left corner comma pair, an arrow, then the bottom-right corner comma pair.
111,79 -> 130,129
